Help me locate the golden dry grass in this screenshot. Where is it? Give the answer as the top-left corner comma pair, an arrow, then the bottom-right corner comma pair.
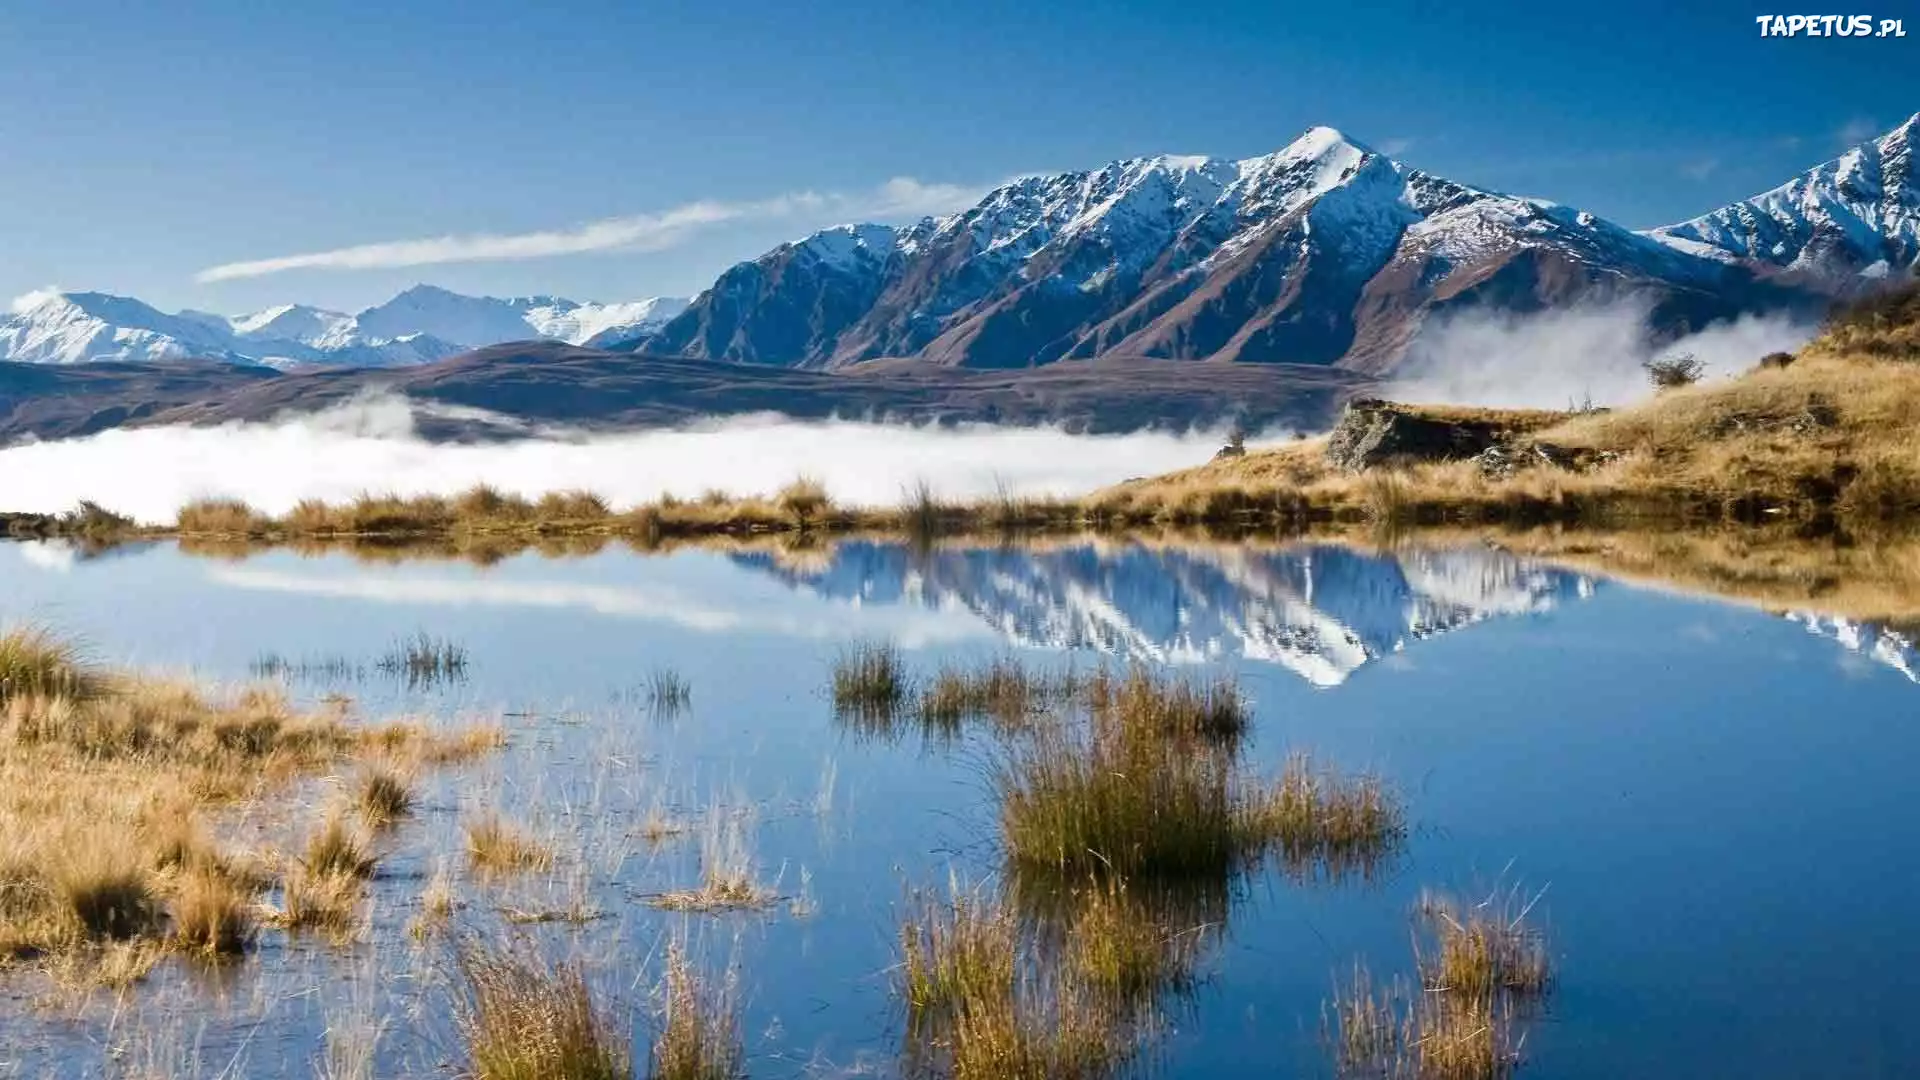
464,813 -> 556,876
649,944 -> 743,1080
0,625 -> 502,974
453,937 -> 630,1080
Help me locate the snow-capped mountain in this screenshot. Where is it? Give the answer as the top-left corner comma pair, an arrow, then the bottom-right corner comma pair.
1649,112 -> 1920,287
632,125 -> 1795,373
0,285 -> 687,369
733,539 -> 1595,687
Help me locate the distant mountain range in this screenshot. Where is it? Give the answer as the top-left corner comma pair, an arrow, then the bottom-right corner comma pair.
0,285 -> 686,369
3,113 -> 1914,387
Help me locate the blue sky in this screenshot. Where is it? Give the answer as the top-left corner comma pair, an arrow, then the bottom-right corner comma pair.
1,0 -> 1914,316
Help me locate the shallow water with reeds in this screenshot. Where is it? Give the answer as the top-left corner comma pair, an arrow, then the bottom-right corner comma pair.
1,536 -> 1915,1078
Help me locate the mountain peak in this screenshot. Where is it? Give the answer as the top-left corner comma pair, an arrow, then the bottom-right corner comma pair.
1649,113 -> 1920,279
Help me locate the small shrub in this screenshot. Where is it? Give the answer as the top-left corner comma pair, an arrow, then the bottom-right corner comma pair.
1643,351 -> 1706,389
776,476 -> 832,526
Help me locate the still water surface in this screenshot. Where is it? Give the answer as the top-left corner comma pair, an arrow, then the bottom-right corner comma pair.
0,537 -> 1914,1078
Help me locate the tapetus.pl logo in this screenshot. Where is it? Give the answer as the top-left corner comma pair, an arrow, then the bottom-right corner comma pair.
1755,14 -> 1906,36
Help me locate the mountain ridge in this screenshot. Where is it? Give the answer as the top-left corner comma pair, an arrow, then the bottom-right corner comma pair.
0,285 -> 688,369
622,120 -> 1913,372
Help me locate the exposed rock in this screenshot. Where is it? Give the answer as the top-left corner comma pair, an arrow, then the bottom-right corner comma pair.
1323,398 -> 1511,472
1759,351 -> 1797,370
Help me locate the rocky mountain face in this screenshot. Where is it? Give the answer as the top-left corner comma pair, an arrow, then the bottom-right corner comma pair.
1648,114 -> 1920,288
0,286 -> 686,369
631,124 -> 1850,374
732,538 -> 1595,687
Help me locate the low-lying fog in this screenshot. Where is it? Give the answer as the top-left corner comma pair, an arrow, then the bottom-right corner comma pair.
0,301 -> 1822,524
0,400 -> 1245,524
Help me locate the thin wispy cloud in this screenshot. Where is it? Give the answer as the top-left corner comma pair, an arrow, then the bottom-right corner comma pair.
1377,137 -> 1416,157
1678,158 -> 1719,181
195,176 -> 991,283
1835,116 -> 1880,148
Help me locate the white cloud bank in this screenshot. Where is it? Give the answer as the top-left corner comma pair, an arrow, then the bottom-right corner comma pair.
0,400 -> 1231,525
1385,298 -> 1819,410
194,177 -> 989,283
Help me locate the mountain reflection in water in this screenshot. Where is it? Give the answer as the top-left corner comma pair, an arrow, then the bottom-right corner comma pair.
733,541 -> 1598,687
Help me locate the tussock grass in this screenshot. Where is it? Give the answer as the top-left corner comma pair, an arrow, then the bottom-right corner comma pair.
1326,880 -> 1552,1079
920,657 -> 1079,733
831,640 -> 909,719
650,944 -> 743,1080
1251,754 -> 1406,882
898,880 -> 1130,1080
175,497 -> 271,537
1084,665 -> 1246,744
302,812 -> 378,880
1057,875 -> 1205,1005
0,624 -> 500,966
453,937 -> 630,1080
53,841 -> 162,942
352,763 -> 416,826
902,880 -> 1018,1018
465,814 -> 555,876
776,476 -> 833,526
1417,885 -> 1552,1001
0,626 -> 105,706
270,866 -> 364,936
169,863 -> 254,956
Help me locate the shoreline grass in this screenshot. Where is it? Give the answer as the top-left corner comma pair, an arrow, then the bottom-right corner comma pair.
0,623 -> 502,975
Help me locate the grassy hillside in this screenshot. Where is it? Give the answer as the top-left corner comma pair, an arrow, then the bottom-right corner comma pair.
1097,284 -> 1920,530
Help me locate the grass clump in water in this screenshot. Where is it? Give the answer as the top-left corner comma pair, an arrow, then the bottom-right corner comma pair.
376,632 -> 469,690
170,863 -> 255,956
1249,753 -> 1406,883
1325,881 -> 1553,1079
465,813 -> 555,876
645,809 -> 773,913
1417,884 -> 1552,1001
831,640 -> 909,719
302,812 -> 378,880
649,943 -> 743,1080
920,657 -> 1078,733
352,763 -> 416,827
901,879 -> 1018,1019
454,936 -> 630,1080
1084,665 -> 1247,744
898,880 -> 1129,1080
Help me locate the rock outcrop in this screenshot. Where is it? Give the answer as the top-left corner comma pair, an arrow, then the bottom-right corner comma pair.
1323,398 -> 1515,471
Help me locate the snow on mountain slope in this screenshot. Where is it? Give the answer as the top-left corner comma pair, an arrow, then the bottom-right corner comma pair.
733,539 -> 1595,687
0,286 -> 688,369
644,125 -> 1788,372
1649,112 -> 1920,286
0,291 -> 244,366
